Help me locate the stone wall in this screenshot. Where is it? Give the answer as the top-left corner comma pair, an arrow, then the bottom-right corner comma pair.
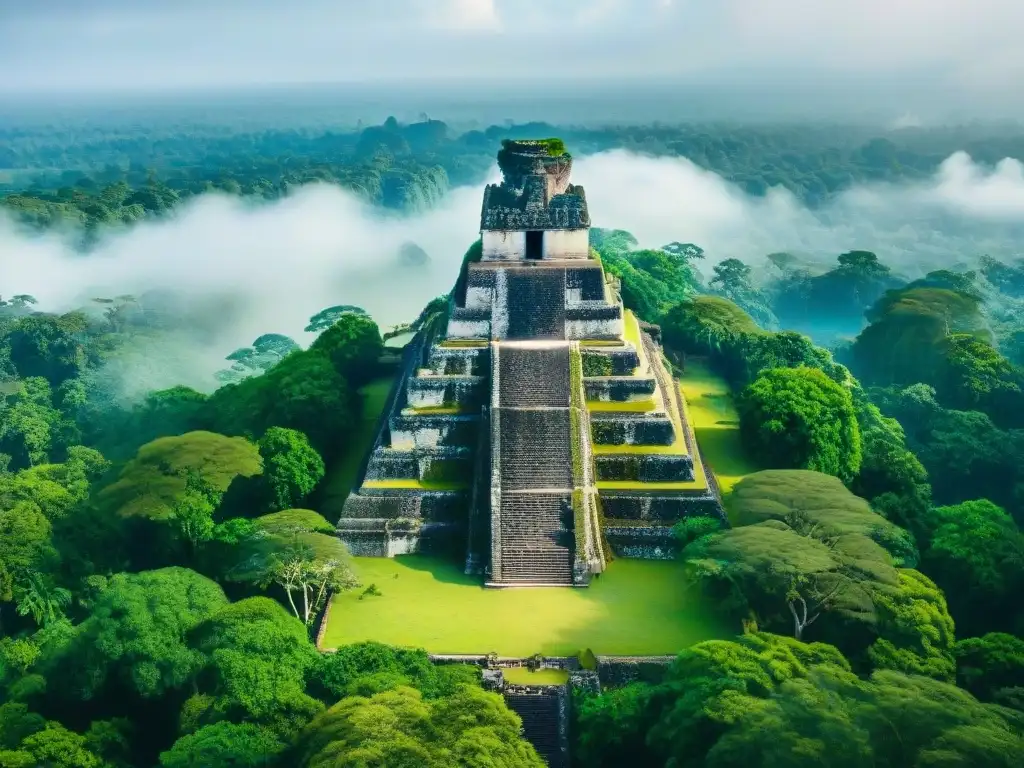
389,414 -> 479,450
590,413 -> 676,445
582,348 -> 639,376
594,453 -> 696,483
488,344 -> 503,582
595,655 -> 675,688
482,229 -> 526,260
583,376 -> 656,402
464,405 -> 492,575
603,524 -> 679,559
565,265 -> 607,301
600,492 -> 720,521
406,374 -> 486,409
427,345 -> 489,376
542,228 -> 590,259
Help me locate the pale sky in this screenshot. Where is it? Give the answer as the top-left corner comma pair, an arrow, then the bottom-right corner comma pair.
1,0 -> 1022,105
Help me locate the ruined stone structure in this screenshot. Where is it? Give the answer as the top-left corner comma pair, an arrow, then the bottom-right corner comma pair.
337,139 -> 723,586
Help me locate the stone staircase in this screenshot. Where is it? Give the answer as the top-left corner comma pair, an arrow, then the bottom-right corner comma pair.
499,345 -> 571,407
491,344 -> 575,585
506,271 -> 567,340
505,690 -> 567,767
499,493 -> 574,584
499,410 -> 572,490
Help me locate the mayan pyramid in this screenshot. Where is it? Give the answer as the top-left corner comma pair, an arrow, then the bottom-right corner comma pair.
338,139 -> 722,586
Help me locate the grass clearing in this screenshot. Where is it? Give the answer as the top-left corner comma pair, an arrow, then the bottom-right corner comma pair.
678,360 -> 760,495
503,668 -> 570,685
316,376 -> 395,521
323,555 -> 726,656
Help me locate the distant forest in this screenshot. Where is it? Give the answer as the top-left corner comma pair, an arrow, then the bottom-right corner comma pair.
3,116 -> 1024,235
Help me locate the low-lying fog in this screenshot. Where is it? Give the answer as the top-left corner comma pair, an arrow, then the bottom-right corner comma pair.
3,149 -> 1023,394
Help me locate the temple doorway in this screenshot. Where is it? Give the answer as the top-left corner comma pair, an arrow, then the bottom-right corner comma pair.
525,230 -> 544,259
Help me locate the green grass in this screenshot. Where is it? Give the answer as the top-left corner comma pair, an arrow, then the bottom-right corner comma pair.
502,668 -> 570,685
317,376 -> 396,521
597,479 -> 706,491
362,479 -> 468,491
440,339 -> 487,348
679,360 -> 760,495
403,405 -> 470,415
592,441 -> 686,456
587,398 -> 657,413
323,555 -> 726,656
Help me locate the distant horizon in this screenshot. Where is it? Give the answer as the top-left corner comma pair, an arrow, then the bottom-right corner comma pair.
3,77 -> 1024,130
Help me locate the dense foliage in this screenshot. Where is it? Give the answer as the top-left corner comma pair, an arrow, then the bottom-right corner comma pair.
3,114 -> 1024,766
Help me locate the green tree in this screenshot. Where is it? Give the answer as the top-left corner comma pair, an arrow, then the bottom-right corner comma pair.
304,305 -> 367,334
13,571 -> 71,628
646,633 -> 852,767
921,499 -> 1024,636
159,722 -> 284,768
660,295 -> 763,356
4,312 -> 88,386
726,470 -> 916,566
207,350 -> 355,457
256,427 -> 325,512
293,685 -> 543,767
866,569 -> 955,681
0,501 -> 54,605
704,675 -> 872,768
311,642 -> 479,702
308,312 -> 383,387
939,333 -> 1024,425
186,597 -> 323,734
0,377 -> 66,469
685,522 -> 895,643
851,287 -> 988,389
169,471 -> 222,560
710,258 -> 777,328
738,367 -> 862,482
850,390 -> 931,544
225,510 -> 356,625
40,567 -> 228,701
1,723 -> 105,768
96,431 -> 261,521
954,633 -> 1024,707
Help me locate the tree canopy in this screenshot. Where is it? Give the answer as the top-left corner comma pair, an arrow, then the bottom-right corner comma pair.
738,368 -> 862,482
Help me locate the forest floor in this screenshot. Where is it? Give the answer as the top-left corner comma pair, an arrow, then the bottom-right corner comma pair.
678,359 -> 761,498
317,375 -> 394,522
321,555 -> 726,657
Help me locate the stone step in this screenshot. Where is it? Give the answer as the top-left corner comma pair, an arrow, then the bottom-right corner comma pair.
496,492 -> 575,584
498,345 -> 571,407
505,270 -> 567,340
505,692 -> 566,767
498,410 -> 572,491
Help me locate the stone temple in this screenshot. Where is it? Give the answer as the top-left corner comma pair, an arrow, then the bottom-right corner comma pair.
338,139 -> 723,586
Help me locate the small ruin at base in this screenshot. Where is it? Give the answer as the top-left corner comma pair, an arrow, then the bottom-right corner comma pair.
337,138 -> 725,586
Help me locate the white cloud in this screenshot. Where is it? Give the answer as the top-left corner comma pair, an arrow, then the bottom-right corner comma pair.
926,152 -> 1024,219
435,0 -> 502,31
575,149 -> 1024,266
